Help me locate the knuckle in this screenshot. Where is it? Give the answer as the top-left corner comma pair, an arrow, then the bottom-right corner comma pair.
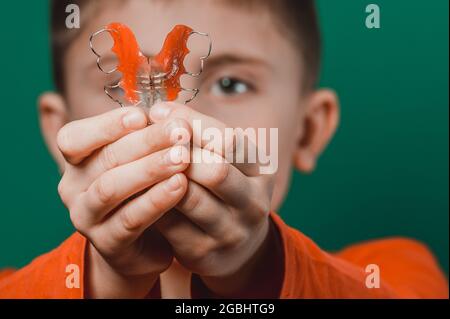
257,197 -> 271,216
119,208 -> 141,232
179,186 -> 201,211
102,121 -> 120,142
107,219 -> 133,248
143,125 -> 158,150
144,157 -> 159,179
109,229 -> 129,248
146,191 -> 167,213
57,178 -> 69,205
56,125 -> 73,156
98,144 -> 118,170
222,228 -> 247,248
188,241 -> 211,261
69,205 -> 86,232
94,175 -> 116,205
57,173 -> 77,207
251,196 -> 271,220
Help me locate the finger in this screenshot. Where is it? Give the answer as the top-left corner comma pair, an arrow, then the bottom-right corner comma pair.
86,118 -> 191,177
188,147 -> 271,223
91,173 -> 188,252
74,145 -> 189,227
149,102 -> 269,176
59,118 -> 191,205
149,102 -> 232,157
233,127 -> 272,176
176,180 -> 232,239
155,210 -> 215,261
57,106 -> 148,164
187,146 -> 252,208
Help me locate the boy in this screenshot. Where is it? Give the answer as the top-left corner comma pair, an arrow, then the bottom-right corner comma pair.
0,0 -> 447,298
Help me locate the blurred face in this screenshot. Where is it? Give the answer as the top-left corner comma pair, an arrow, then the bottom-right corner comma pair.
41,0 -> 339,210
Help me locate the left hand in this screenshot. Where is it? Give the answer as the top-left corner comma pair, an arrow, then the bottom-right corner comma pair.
148,102 -> 278,292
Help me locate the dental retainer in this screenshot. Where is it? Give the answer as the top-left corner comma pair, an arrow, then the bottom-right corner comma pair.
89,23 -> 212,110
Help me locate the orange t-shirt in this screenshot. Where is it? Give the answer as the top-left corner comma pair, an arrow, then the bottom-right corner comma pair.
0,212 -> 447,298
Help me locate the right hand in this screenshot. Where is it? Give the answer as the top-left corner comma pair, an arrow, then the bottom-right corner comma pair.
56,106 -> 191,297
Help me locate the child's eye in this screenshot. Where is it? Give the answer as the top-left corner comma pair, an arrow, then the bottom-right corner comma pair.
210,77 -> 251,97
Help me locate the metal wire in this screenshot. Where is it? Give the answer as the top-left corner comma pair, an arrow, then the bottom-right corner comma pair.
89,28 -> 119,74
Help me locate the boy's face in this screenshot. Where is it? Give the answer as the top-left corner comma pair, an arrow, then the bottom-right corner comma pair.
41,0 -> 338,210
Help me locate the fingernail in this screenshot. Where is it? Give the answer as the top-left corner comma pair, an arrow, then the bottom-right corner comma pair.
165,174 -> 182,191
150,103 -> 171,121
123,111 -> 146,129
166,146 -> 185,165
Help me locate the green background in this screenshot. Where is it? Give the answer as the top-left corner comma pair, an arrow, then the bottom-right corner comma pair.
0,1 -> 448,275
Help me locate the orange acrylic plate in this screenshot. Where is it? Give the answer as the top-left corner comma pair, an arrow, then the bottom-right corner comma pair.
103,23 -> 194,106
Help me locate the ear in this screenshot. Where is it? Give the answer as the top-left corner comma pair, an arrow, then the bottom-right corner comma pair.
293,89 -> 339,173
38,92 -> 69,172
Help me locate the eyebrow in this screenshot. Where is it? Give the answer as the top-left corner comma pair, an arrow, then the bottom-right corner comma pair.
203,53 -> 272,72
86,52 -> 272,74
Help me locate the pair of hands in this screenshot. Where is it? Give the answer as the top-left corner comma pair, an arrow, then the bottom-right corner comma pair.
56,102 -> 279,298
